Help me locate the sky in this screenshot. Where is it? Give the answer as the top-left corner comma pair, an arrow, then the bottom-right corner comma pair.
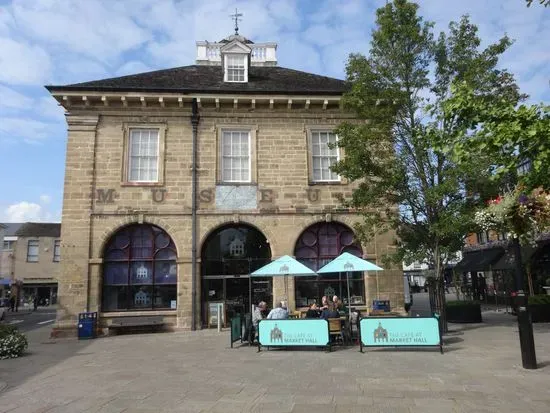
0,0 -> 548,223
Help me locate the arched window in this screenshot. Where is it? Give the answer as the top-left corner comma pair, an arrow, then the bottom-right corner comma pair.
201,224 -> 271,326
102,224 -> 177,311
294,222 -> 364,307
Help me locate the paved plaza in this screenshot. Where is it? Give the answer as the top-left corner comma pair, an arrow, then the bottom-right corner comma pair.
1,311 -> 549,413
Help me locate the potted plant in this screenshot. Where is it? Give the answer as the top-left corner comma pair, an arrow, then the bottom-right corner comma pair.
445,300 -> 482,323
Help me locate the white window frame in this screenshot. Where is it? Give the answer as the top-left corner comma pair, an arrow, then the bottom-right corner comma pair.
127,128 -> 160,183
220,129 -> 252,183
2,240 -> 14,251
309,130 -> 341,183
224,54 -> 248,83
53,240 -> 61,262
27,240 -> 39,262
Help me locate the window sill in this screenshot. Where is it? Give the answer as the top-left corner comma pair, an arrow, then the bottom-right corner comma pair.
100,310 -> 177,317
308,181 -> 344,186
216,182 -> 256,186
120,182 -> 164,187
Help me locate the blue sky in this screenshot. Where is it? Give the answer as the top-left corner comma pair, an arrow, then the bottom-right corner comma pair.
0,0 -> 548,223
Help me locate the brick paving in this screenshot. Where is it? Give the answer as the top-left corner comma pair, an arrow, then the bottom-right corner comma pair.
0,311 -> 549,413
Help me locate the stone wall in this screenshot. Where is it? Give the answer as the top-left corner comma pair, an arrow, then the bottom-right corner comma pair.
54,105 -> 404,333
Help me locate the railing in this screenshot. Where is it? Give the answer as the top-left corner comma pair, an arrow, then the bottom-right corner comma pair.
251,47 -> 266,61
198,44 -> 275,63
206,45 -> 221,60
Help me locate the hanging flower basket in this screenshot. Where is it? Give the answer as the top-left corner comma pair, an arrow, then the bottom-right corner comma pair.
474,187 -> 550,245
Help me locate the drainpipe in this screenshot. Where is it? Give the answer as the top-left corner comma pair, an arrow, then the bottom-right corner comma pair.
191,98 -> 200,330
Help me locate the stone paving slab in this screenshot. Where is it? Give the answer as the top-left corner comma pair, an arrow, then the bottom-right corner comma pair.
0,312 -> 549,413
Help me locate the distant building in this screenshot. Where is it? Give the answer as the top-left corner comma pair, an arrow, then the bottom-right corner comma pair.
0,222 -> 61,307
456,229 -> 550,298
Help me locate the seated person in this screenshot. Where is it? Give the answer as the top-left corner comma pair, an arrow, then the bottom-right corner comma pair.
267,301 -> 289,320
335,299 -> 348,315
305,303 -> 320,318
320,295 -> 329,310
250,301 -> 267,342
320,302 -> 340,319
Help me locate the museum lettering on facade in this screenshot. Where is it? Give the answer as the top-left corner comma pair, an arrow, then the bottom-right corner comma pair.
46,29 -> 405,335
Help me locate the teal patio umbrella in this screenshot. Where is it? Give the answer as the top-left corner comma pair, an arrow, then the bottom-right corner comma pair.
317,252 -> 383,321
251,255 -> 317,307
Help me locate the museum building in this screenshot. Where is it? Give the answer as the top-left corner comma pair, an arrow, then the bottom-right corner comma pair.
46,30 -> 405,335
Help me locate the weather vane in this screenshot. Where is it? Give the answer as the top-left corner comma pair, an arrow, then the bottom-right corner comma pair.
230,8 -> 243,35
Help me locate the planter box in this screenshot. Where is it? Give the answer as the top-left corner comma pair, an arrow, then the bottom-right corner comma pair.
529,304 -> 550,323
446,302 -> 482,323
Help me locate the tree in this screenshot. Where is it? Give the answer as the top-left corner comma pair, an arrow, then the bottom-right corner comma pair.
526,0 -> 549,7
444,84 -> 550,191
333,0 -> 522,331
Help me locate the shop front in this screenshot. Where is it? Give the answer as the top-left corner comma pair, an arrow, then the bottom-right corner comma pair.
201,224 -> 272,327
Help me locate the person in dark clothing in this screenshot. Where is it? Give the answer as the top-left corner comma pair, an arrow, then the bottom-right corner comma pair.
305,303 -> 320,318
33,295 -> 39,311
320,303 -> 340,319
9,295 -> 15,312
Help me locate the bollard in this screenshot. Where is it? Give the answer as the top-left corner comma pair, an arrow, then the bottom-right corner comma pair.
217,303 -> 222,332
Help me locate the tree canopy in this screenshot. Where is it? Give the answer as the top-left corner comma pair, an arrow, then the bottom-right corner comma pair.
333,0 -> 523,276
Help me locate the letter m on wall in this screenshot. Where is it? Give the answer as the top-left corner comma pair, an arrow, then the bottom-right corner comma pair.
96,189 -> 116,204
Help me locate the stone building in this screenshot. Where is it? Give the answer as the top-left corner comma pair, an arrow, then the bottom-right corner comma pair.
0,222 -> 60,306
46,31 -> 404,335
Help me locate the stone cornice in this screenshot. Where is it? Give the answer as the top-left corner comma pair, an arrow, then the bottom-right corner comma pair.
49,92 -> 342,112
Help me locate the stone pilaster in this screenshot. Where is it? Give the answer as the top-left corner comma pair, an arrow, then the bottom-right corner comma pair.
52,115 -> 99,336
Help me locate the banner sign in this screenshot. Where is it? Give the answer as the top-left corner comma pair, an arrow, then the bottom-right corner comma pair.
258,319 -> 329,351
359,317 -> 442,353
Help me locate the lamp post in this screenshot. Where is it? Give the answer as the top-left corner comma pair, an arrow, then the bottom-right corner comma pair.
511,237 -> 537,369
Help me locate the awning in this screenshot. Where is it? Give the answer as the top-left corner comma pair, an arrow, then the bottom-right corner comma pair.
455,248 -> 505,272
492,245 -> 537,271
0,278 -> 11,286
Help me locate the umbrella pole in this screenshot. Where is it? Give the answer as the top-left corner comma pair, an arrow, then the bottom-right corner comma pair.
346,271 -> 352,323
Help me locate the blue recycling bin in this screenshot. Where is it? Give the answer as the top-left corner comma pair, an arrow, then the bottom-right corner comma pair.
78,312 -> 98,340
372,300 -> 391,312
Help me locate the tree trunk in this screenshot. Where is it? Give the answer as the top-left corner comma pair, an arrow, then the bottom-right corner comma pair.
430,248 -> 448,334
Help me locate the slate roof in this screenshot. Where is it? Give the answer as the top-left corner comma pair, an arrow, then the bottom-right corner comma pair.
14,223 -> 61,238
1,223 -> 24,237
45,65 -> 347,96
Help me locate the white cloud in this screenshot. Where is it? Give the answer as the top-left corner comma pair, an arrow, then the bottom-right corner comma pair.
0,194 -> 60,223
0,117 -> 58,144
10,0 -> 151,63
0,85 -> 33,109
2,202 -> 43,222
115,61 -> 153,77
0,37 -> 52,85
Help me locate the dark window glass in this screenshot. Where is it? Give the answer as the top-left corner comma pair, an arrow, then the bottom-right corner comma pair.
201,225 -> 272,325
101,224 -> 177,311
294,222 -> 365,306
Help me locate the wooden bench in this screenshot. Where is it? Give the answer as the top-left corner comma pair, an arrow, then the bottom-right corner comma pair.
107,316 -> 167,335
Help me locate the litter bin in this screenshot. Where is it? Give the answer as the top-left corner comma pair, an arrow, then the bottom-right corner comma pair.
78,312 -> 98,340
372,300 -> 391,312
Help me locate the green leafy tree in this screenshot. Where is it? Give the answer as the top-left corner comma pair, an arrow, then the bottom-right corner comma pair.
333,0 -> 522,330
443,85 -> 550,191
526,0 -> 549,7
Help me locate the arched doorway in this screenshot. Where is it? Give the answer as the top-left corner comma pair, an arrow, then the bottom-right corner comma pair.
101,224 -> 177,311
294,222 -> 364,307
201,224 -> 271,327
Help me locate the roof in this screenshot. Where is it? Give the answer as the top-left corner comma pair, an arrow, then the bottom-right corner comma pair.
455,248 -> 505,272
492,246 -> 537,271
45,65 -> 347,96
0,223 -> 25,236
14,223 -> 61,238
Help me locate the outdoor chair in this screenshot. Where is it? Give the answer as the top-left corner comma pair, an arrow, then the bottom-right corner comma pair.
328,318 -> 345,346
